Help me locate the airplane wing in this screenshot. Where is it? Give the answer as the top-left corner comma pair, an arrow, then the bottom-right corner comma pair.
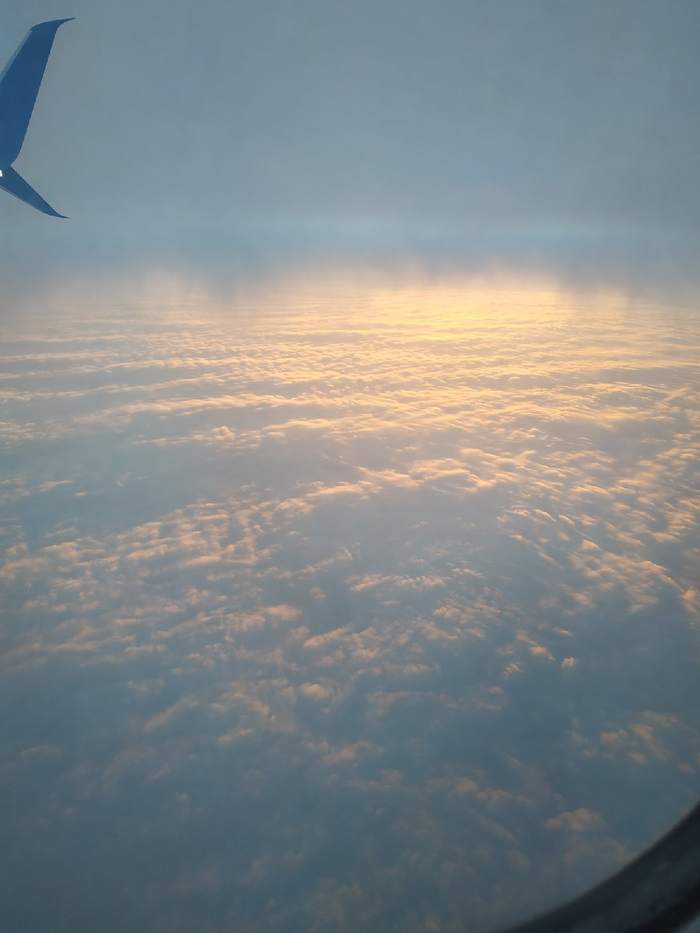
0,165 -> 66,217
0,18 -> 74,167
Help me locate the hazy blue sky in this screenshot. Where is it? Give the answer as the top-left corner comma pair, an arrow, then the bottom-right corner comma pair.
2,0 -> 700,288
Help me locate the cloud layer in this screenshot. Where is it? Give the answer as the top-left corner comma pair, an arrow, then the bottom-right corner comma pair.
1,276 -> 699,932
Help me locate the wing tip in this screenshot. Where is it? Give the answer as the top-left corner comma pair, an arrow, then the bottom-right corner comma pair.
0,166 -> 69,219
30,18 -> 75,32
40,202 -> 69,219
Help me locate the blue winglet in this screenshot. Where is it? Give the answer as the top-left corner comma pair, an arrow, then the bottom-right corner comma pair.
0,165 -> 67,217
0,18 -> 74,166
0,18 -> 73,217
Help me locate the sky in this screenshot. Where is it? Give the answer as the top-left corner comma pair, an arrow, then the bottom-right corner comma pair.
1,3 -> 700,933
1,0 -> 700,288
